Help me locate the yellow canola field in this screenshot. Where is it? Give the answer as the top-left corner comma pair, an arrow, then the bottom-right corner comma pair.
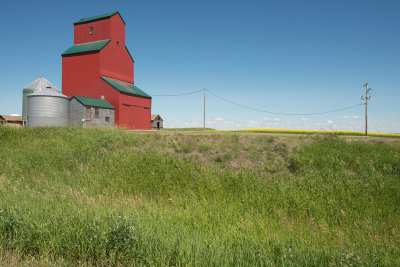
210,129 -> 400,137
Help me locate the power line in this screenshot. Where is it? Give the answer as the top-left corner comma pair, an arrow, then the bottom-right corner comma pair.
150,89 -> 203,97
206,88 -> 363,116
149,87 -> 364,116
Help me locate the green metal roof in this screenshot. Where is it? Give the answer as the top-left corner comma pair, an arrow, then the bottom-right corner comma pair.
73,11 -> 125,25
62,39 -> 111,56
101,77 -> 151,98
73,95 -> 114,109
125,46 -> 135,62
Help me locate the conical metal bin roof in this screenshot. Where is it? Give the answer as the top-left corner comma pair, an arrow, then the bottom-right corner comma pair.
23,77 -> 59,92
28,88 -> 69,98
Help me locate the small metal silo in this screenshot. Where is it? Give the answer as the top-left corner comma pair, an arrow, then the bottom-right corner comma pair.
27,89 -> 70,127
22,77 -> 59,122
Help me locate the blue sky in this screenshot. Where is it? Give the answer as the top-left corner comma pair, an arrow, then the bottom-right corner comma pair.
0,0 -> 399,132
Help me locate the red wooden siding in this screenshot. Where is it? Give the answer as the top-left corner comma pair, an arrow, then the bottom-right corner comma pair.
74,19 -> 112,45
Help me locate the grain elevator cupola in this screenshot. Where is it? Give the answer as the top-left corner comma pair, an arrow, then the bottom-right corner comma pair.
62,11 -> 151,130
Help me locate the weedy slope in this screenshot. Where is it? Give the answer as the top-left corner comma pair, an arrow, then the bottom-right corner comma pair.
0,126 -> 399,266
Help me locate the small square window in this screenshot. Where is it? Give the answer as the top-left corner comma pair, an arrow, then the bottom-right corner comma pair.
95,108 -> 100,118
105,117 -> 110,123
117,41 -> 120,47
89,27 -> 93,35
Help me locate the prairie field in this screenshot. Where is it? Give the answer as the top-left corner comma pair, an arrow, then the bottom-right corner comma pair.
0,126 -> 399,266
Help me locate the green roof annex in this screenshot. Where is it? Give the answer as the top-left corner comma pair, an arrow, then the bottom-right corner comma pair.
101,77 -> 151,98
73,11 -> 126,25
62,39 -> 111,56
73,95 -> 114,109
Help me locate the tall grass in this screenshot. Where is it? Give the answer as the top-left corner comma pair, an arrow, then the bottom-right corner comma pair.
0,126 -> 399,265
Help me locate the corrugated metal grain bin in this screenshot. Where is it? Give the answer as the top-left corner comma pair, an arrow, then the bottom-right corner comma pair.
22,77 -> 59,121
27,89 -> 70,127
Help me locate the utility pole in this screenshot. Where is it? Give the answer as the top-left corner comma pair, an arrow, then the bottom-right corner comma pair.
362,83 -> 372,136
204,88 -> 206,130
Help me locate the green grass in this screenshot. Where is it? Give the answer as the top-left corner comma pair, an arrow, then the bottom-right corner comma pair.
209,129 -> 400,138
163,127 -> 215,131
0,126 -> 399,265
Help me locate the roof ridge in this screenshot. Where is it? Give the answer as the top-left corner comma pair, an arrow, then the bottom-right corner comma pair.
73,11 -> 125,25
73,95 -> 114,109
75,39 -> 111,45
62,39 -> 111,56
101,75 -> 132,84
100,76 -> 151,98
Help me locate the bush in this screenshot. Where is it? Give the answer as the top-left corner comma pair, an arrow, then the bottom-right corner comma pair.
198,143 -> 211,153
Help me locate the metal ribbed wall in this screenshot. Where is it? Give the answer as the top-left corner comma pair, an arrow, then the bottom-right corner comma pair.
27,95 -> 70,127
21,78 -> 59,121
22,89 -> 38,120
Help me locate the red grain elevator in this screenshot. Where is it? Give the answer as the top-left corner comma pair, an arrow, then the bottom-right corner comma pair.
62,11 -> 151,130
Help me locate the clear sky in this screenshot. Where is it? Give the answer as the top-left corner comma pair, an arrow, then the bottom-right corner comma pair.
0,0 -> 399,132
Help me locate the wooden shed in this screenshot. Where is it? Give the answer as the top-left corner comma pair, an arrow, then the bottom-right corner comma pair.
69,96 -> 115,127
151,114 -> 163,130
0,115 -> 23,126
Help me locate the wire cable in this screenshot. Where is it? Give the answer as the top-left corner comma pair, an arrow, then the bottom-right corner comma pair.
206,88 -> 364,116
150,89 -> 203,97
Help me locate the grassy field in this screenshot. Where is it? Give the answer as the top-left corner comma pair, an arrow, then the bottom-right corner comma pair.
0,126 -> 399,266
165,127 -> 400,138
210,128 -> 400,138
163,127 -> 215,131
